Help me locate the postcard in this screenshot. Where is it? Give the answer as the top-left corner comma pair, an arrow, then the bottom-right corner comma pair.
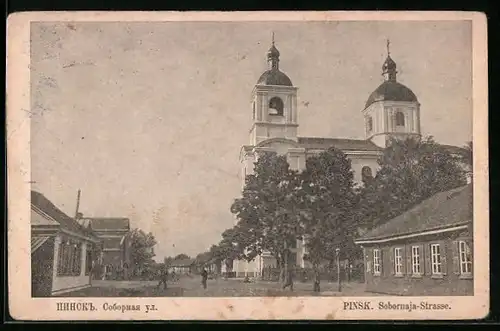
6,11 -> 489,320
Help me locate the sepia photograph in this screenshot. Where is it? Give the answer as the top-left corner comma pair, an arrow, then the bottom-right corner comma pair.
7,11 -> 488,320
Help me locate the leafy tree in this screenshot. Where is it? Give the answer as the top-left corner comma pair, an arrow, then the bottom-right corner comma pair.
230,152 -> 303,283
129,229 -> 157,277
356,136 -> 468,230
299,148 -> 360,283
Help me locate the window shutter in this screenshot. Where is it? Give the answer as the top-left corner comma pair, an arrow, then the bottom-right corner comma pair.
389,247 -> 395,275
366,250 -> 372,274
404,246 -> 410,275
405,246 -> 412,275
379,249 -> 383,275
468,239 -> 473,274
452,240 -> 460,275
424,244 -> 432,276
418,244 -> 424,274
441,241 -> 447,275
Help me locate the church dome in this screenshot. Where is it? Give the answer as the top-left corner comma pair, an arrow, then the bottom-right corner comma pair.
365,80 -> 418,108
267,44 -> 280,58
365,41 -> 418,109
257,34 -> 293,87
257,70 -> 293,86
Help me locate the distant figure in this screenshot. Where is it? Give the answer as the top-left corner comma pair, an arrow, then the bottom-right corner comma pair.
201,268 -> 208,289
282,269 -> 294,291
313,269 -> 321,292
171,270 -> 177,282
157,267 -> 168,291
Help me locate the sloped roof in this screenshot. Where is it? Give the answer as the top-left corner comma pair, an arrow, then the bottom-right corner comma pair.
356,184 -> 472,242
170,258 -> 195,267
31,191 -> 98,240
88,218 -> 130,231
298,137 -> 383,152
440,144 -> 467,155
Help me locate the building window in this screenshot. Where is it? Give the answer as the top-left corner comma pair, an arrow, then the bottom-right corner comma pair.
373,249 -> 381,275
430,244 -> 442,275
252,101 -> 256,120
395,111 -> 405,126
394,247 -> 403,275
459,241 -> 472,274
268,97 -> 284,116
366,116 -> 373,132
361,166 -> 373,184
57,238 -> 82,276
411,245 -> 422,275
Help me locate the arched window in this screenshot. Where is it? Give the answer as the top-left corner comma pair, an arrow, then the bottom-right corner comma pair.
252,102 -> 256,120
268,97 -> 284,116
361,166 -> 373,184
366,116 -> 373,132
395,111 -> 405,126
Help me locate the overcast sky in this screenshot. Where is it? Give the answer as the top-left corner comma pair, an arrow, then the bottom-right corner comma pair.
30,20 -> 472,260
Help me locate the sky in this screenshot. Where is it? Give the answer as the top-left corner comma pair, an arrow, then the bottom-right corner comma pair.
30,20 -> 472,260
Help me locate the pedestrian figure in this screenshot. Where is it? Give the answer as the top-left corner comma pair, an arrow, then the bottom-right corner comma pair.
157,267 -> 168,291
282,269 -> 294,291
201,270 -> 208,288
313,269 -> 321,292
201,268 -> 208,289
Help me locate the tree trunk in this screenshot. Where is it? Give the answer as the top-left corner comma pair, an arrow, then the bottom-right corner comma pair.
313,263 -> 320,292
282,241 -> 289,286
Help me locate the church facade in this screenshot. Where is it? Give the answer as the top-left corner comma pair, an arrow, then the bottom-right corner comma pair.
231,38 -> 423,278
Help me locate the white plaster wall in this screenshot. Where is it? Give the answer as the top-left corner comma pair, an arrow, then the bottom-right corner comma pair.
347,155 -> 380,183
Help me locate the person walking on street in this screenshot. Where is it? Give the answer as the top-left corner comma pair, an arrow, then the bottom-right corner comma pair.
201,267 -> 208,289
313,268 -> 321,292
157,267 -> 168,291
282,269 -> 294,292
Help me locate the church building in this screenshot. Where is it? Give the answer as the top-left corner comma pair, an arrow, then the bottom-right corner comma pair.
232,37 -> 423,278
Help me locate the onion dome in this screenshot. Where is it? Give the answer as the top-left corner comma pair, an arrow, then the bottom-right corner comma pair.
365,40 -> 418,108
256,33 -> 293,87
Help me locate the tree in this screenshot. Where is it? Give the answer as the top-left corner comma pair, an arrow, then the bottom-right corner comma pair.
356,136 -> 468,230
230,152 -> 303,284
299,148 -> 359,283
129,229 -> 157,277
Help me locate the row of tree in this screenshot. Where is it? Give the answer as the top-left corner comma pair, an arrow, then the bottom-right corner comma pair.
206,137 -> 471,284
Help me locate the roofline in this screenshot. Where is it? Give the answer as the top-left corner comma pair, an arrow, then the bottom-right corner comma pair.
252,84 -> 298,92
60,227 -> 101,243
32,204 -> 99,242
31,204 -> 60,225
354,223 -> 470,245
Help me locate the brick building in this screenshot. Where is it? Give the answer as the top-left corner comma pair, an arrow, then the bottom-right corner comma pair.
78,217 -> 132,280
354,184 -> 473,296
31,191 -> 101,296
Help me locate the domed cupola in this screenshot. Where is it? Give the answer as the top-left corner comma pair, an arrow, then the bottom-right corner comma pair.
365,40 -> 418,109
257,33 -> 293,87
363,39 -> 421,148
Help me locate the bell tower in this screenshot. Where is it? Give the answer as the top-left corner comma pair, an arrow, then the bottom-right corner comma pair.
363,40 -> 421,148
249,34 -> 299,146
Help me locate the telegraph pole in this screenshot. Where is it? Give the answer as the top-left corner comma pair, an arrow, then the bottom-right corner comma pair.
74,189 -> 81,219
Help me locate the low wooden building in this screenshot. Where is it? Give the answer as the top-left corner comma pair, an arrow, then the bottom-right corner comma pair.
169,259 -> 195,274
31,191 -> 101,296
78,217 -> 131,280
354,184 -> 473,296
